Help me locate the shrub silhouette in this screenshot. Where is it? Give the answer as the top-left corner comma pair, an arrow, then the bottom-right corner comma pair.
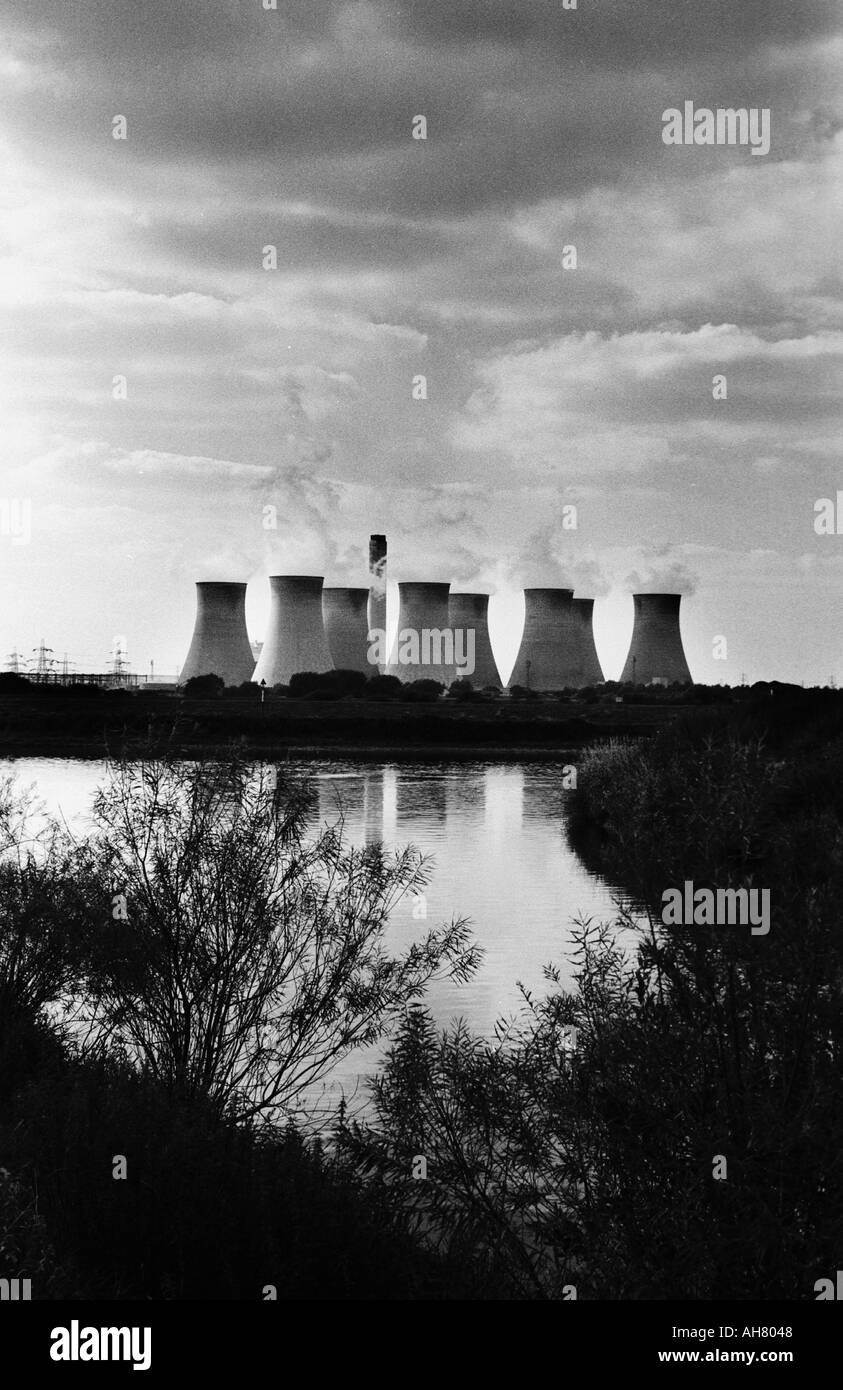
182,674 -> 224,698
83,756 -> 478,1121
344,714 -> 843,1299
366,675 -> 403,701
404,680 -> 444,704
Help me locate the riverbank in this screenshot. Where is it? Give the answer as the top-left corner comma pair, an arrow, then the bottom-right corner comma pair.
0,688 -> 710,761
345,686 -> 843,1299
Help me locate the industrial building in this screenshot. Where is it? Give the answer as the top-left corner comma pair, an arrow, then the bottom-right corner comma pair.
253,576 -> 333,686
448,592 -> 501,688
620,593 -> 692,685
322,587 -> 371,674
179,582 -> 255,686
389,581 -> 455,685
571,597 -> 605,685
368,534 -> 387,673
173,529 -> 696,693
368,535 -> 387,632
508,588 -> 588,691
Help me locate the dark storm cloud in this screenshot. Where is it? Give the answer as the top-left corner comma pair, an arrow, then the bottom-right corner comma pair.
4,0 -> 838,222
6,61 -> 823,222
392,0 -> 841,58
2,0 -> 336,66
10,0 -> 837,68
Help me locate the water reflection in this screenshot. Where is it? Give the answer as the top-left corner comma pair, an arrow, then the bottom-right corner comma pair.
394,768 -> 447,828
1,756 -> 624,1108
521,771 -> 571,826
284,762 -> 618,1036
444,770 -> 487,825
483,766 -> 525,838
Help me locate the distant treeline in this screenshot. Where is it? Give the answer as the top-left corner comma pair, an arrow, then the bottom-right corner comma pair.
3,666 -> 839,706
3,672 -> 843,759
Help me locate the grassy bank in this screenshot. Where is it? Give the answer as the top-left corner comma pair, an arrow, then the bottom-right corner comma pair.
0,1027 -> 491,1299
0,680 -> 790,760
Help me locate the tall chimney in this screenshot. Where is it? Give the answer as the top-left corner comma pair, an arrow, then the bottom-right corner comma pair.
620,593 -> 692,685
322,587 -> 371,674
368,534 -> 387,650
253,576 -> 333,686
179,582 -> 255,686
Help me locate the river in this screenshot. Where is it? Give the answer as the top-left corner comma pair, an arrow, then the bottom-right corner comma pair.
1,756 -> 627,1117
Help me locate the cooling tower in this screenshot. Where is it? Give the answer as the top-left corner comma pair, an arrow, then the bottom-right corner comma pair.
448,593 -> 501,688
252,576 -> 333,686
571,598 -> 605,685
322,587 -> 371,674
389,581 -> 454,685
620,593 -> 692,685
508,588 -> 588,691
179,582 -> 255,686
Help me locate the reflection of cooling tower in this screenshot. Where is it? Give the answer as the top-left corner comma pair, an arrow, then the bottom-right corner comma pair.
179,582 -> 255,686
394,768 -> 447,826
361,769 -> 385,845
445,768 -> 485,823
322,588 -> 371,674
448,593 -> 501,687
389,582 -> 454,685
572,598 -> 605,684
620,593 -> 692,685
253,576 -> 333,686
508,588 -> 586,691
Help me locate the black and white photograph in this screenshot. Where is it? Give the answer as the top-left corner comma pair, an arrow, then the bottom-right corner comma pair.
0,0 -> 841,1361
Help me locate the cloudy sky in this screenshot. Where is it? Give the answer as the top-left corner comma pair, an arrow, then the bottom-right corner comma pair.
1,0 -> 841,682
